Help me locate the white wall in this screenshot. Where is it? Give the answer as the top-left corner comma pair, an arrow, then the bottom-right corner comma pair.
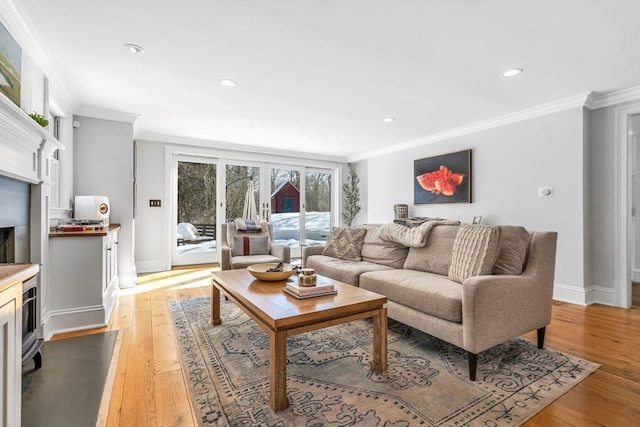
73,116 -> 135,287
134,140 -> 167,273
364,107 -> 587,303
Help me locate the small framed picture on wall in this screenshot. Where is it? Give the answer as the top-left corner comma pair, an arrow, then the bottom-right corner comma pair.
472,216 -> 482,224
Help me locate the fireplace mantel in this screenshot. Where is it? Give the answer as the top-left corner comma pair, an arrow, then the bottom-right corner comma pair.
0,94 -> 64,184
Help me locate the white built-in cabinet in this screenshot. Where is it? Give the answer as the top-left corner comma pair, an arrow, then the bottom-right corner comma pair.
47,225 -> 120,336
0,264 -> 39,427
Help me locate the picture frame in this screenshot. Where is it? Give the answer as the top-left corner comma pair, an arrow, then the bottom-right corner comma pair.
414,149 -> 472,204
0,22 -> 22,107
472,216 -> 482,224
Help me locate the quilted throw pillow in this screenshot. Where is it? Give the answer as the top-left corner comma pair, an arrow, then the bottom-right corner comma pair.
448,225 -> 502,283
322,227 -> 366,261
232,235 -> 269,256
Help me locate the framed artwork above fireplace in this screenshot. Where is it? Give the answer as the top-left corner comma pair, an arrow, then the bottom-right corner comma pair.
0,21 -> 22,107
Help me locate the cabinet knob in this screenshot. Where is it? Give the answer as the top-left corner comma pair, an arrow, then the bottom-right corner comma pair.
106,247 -> 112,251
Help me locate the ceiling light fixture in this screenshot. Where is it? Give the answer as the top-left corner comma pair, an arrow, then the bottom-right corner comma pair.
220,79 -> 237,87
383,117 -> 395,122
124,44 -> 144,55
502,68 -> 523,77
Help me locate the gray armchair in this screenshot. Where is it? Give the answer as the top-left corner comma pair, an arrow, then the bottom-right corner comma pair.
220,221 -> 290,270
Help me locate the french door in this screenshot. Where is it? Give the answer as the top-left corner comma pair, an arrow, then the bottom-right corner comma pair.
170,154 -> 336,267
171,155 -> 219,266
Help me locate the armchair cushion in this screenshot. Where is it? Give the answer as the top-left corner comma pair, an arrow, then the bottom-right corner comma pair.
322,227 -> 366,261
232,235 -> 269,256
448,225 -> 501,283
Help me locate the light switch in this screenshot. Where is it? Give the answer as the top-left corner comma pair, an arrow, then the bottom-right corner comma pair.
149,199 -> 161,207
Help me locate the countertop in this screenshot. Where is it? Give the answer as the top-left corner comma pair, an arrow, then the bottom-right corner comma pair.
0,263 -> 39,293
49,223 -> 121,238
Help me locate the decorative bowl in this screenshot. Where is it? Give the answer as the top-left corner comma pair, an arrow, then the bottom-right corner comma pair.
246,263 -> 297,281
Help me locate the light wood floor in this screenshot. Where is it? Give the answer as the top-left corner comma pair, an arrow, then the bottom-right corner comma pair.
54,266 -> 640,426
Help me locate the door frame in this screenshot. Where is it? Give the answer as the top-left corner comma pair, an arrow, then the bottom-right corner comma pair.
169,153 -> 221,267
615,103 -> 640,308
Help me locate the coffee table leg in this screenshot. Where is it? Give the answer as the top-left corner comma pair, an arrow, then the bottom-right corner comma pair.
269,330 -> 289,411
211,281 -> 221,325
371,307 -> 388,373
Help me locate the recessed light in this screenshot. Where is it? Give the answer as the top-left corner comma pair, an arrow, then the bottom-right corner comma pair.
220,79 -> 237,87
383,117 -> 395,122
124,44 -> 144,55
503,68 -> 523,77
195,128 -> 205,132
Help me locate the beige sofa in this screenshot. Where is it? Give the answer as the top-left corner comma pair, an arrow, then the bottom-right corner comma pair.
303,222 -> 558,380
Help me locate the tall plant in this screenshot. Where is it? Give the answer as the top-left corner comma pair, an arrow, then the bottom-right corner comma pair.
342,163 -> 361,227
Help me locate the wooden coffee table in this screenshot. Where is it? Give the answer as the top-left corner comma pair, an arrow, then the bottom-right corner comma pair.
211,269 -> 388,412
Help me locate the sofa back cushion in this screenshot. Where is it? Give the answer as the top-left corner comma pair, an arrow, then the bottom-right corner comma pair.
322,227 -> 366,261
448,225 -> 502,283
402,224 -> 460,275
493,226 -> 531,275
361,225 -> 409,268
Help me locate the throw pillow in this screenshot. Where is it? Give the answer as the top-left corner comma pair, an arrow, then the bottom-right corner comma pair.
448,225 -> 502,283
322,227 -> 366,261
493,226 -> 531,275
403,224 -> 460,275
232,235 -> 269,256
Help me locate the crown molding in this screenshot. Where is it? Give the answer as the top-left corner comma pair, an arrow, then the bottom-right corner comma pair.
588,86 -> 640,110
0,0 -> 77,113
349,92 -> 593,162
75,107 -> 140,124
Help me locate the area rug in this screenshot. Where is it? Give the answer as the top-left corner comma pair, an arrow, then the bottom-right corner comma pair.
169,297 -> 598,426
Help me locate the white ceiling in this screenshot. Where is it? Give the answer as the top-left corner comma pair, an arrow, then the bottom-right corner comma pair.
12,0 -> 640,160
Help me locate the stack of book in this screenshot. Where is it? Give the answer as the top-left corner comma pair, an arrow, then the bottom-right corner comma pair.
283,281 -> 337,299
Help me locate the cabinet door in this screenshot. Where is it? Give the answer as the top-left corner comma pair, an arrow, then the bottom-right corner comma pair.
0,291 -> 21,427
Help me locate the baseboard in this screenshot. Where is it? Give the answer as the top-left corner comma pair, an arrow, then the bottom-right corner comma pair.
135,260 -> 167,274
42,305 -> 108,340
633,269 -> 640,283
552,283 -> 588,306
587,286 -> 618,306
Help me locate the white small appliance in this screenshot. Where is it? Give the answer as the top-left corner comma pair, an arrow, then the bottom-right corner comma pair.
74,196 -> 110,225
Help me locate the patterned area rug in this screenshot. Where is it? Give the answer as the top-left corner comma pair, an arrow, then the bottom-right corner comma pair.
169,297 -> 598,426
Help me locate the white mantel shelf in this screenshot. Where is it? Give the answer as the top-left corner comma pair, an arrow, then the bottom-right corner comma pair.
0,93 -> 64,184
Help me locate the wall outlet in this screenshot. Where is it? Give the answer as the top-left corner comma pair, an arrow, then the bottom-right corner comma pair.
538,187 -> 552,197
149,199 -> 161,207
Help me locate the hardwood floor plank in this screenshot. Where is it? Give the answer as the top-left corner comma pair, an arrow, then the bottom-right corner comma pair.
150,288 -> 181,375
154,369 -> 198,427
118,293 -> 157,426
106,327 -> 131,426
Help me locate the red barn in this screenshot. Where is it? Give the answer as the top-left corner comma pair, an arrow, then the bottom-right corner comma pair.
271,181 -> 300,213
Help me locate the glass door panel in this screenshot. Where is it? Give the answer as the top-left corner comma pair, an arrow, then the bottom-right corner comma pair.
225,164 -> 261,221
270,166 -> 301,252
304,170 -> 331,245
172,157 -> 218,266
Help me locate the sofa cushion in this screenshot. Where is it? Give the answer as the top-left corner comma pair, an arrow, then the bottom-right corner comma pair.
493,226 -> 531,275
448,225 -> 501,283
306,255 -> 394,287
360,269 -> 463,323
232,235 -> 269,256
361,224 -> 409,269
403,224 -> 460,275
322,227 -> 366,261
